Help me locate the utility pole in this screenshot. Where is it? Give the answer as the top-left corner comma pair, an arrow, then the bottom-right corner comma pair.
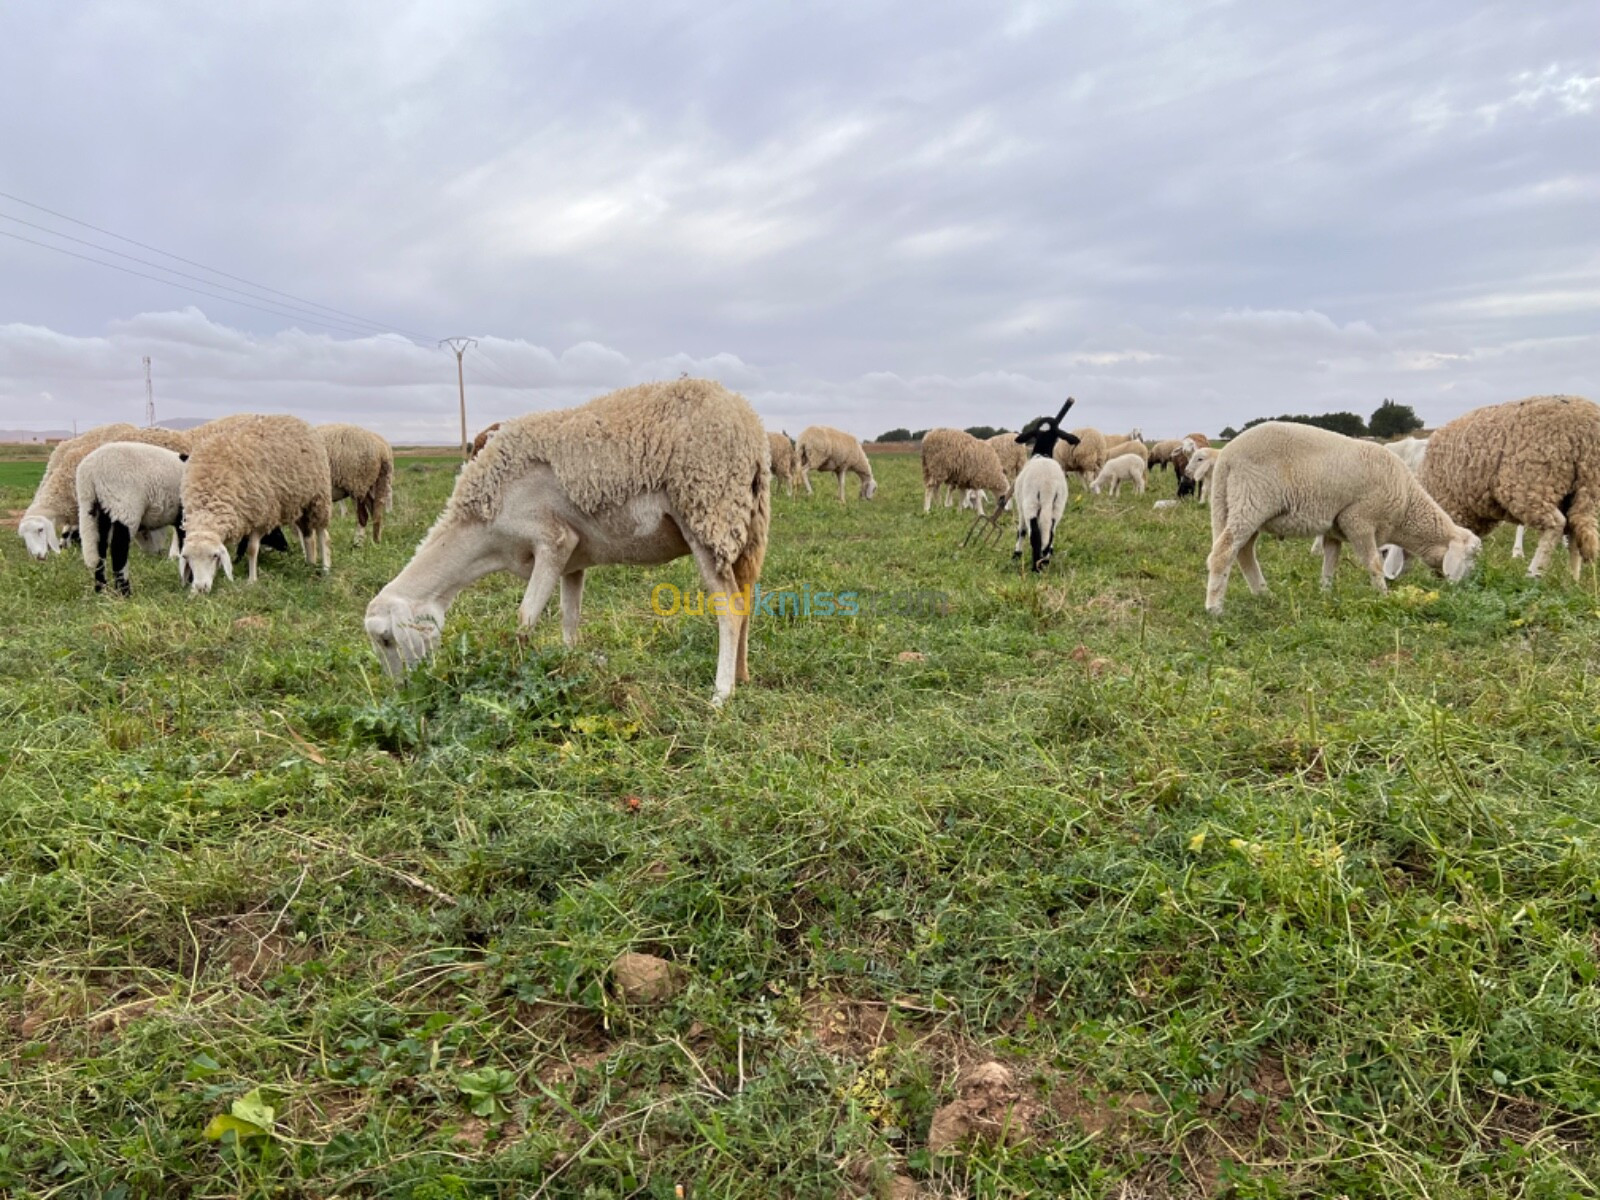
440,338 -> 477,458
143,356 -> 155,427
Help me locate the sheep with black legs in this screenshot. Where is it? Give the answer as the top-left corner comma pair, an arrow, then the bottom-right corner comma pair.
1004,398 -> 1078,571
317,423 -> 394,545
178,414 -> 333,593
19,423 -> 191,558
920,428 -> 1009,515
796,426 -> 877,502
75,442 -> 187,595
1204,422 -> 1479,614
365,378 -> 770,706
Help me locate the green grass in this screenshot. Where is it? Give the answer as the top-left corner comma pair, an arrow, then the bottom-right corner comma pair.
3,454 -> 1600,1198
0,460 -> 46,491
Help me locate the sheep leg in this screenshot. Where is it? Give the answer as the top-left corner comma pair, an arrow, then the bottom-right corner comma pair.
1527,525 -> 1564,578
92,507 -> 112,593
1511,525 -> 1525,559
370,499 -> 384,545
800,465 -> 812,496
1236,532 -> 1268,595
1346,527 -> 1388,593
559,569 -> 585,647
1320,536 -> 1343,590
837,471 -> 848,504
517,526 -> 577,631
1205,528 -> 1242,613
974,491 -> 986,517
320,527 -> 332,572
923,485 -> 936,514
108,520 -> 132,596
354,499 -> 369,546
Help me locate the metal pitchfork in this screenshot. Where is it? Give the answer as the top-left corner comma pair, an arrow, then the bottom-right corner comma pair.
961,493 -> 1011,550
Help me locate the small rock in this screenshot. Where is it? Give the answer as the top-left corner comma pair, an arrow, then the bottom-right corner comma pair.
928,1061 -> 1025,1155
896,651 -> 926,663
888,1175 -> 919,1200
610,952 -> 684,1005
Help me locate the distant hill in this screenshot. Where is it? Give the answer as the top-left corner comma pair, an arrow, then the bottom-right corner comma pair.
0,428 -> 72,443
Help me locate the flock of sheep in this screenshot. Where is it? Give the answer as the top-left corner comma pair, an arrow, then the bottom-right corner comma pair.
13,380 -> 1600,701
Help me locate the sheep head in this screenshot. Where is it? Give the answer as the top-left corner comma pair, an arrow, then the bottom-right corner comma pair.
1440,530 -> 1481,583
365,593 -> 445,678
179,530 -> 234,593
860,475 -> 878,500
19,514 -> 60,559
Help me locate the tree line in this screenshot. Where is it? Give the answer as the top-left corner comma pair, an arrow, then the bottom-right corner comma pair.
875,402 -> 1422,445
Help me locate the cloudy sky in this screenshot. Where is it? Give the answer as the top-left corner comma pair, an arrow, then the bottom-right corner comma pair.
1,1 -> 1595,441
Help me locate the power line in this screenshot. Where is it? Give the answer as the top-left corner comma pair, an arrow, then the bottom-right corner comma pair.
0,187 -> 439,343
0,228 -> 393,339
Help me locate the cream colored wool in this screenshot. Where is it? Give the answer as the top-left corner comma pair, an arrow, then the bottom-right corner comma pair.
318,423 -> 394,541
1146,438 -> 1182,469
1419,394 -> 1600,577
985,433 -> 1028,482
767,431 -> 798,497
795,425 -> 876,500
20,423 -> 193,552
75,442 -> 187,582
1104,439 -> 1148,463
450,379 -> 769,576
180,414 -> 333,580
1053,427 -> 1107,484
1090,452 -> 1149,496
1205,422 -> 1479,613
920,428 -> 1009,512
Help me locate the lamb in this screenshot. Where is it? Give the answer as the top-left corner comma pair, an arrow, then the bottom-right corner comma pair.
470,422 -> 502,459
920,428 -> 1010,515
1203,422 -> 1480,614
767,431 -> 798,498
1415,395 -> 1600,581
1011,455 -> 1069,570
1090,452 -> 1149,497
365,378 -> 770,706
75,442 -> 187,595
317,423 -> 394,545
796,425 -> 877,502
1183,446 -> 1219,502
1146,439 -> 1182,471
1054,427 -> 1108,489
19,423 -> 191,558
178,414 -> 333,592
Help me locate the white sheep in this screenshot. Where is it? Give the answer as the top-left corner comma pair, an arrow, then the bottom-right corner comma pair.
1183,446 -> 1219,503
1204,422 -> 1480,614
920,428 -> 1009,515
1011,454 -> 1069,571
1090,452 -> 1148,497
178,414 -> 333,592
75,442 -> 187,595
365,378 -> 771,706
796,426 -> 877,502
317,424 -> 394,545
19,423 -> 191,558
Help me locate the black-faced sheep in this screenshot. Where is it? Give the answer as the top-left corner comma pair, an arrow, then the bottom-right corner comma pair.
1204,422 -> 1480,614
178,414 -> 333,592
796,426 -> 877,502
1418,395 -> 1600,581
365,378 -> 770,706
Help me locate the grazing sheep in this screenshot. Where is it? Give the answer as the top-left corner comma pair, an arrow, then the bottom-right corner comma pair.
1204,422 -> 1480,614
986,432 -> 1028,484
1054,427 -> 1108,490
19,423 -> 191,558
470,422 -> 502,459
365,378 -> 770,706
75,442 -> 187,595
1011,454 -> 1069,571
920,428 -> 1009,515
1104,439 -> 1149,464
317,423 -> 394,545
767,431 -> 798,498
1146,439 -> 1182,471
1090,452 -> 1149,497
1184,446 -> 1219,502
178,414 -> 333,592
796,425 -> 877,502
1418,395 -> 1600,581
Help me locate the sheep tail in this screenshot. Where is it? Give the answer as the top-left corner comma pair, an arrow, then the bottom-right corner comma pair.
732,462 -> 770,609
1570,445 -> 1600,563
374,453 -> 394,508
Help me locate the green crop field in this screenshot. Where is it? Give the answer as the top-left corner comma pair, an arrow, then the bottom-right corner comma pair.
3,453 -> 1599,1198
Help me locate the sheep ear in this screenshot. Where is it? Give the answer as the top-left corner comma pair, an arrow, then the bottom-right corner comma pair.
178,453 -> 189,463
46,524 -> 62,554
1063,432 -> 1081,446
218,548 -> 234,581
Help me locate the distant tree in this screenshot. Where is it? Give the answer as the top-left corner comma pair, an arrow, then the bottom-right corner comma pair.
910,429 -> 930,442
1242,411 -> 1368,438
1219,426 -> 1239,441
876,428 -> 913,443
963,425 -> 1005,440
1369,400 -> 1423,439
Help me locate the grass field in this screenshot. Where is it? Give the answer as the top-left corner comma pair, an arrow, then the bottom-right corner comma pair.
3,453 -> 1599,1198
